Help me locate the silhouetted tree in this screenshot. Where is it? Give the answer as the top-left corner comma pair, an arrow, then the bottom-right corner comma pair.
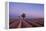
21,13 -> 26,19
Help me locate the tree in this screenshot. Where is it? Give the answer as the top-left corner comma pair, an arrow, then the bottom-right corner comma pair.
21,13 -> 26,19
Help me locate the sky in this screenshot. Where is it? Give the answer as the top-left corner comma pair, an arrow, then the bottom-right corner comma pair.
9,2 -> 44,18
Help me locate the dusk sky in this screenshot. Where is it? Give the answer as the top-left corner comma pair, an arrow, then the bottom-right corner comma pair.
9,2 -> 44,18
